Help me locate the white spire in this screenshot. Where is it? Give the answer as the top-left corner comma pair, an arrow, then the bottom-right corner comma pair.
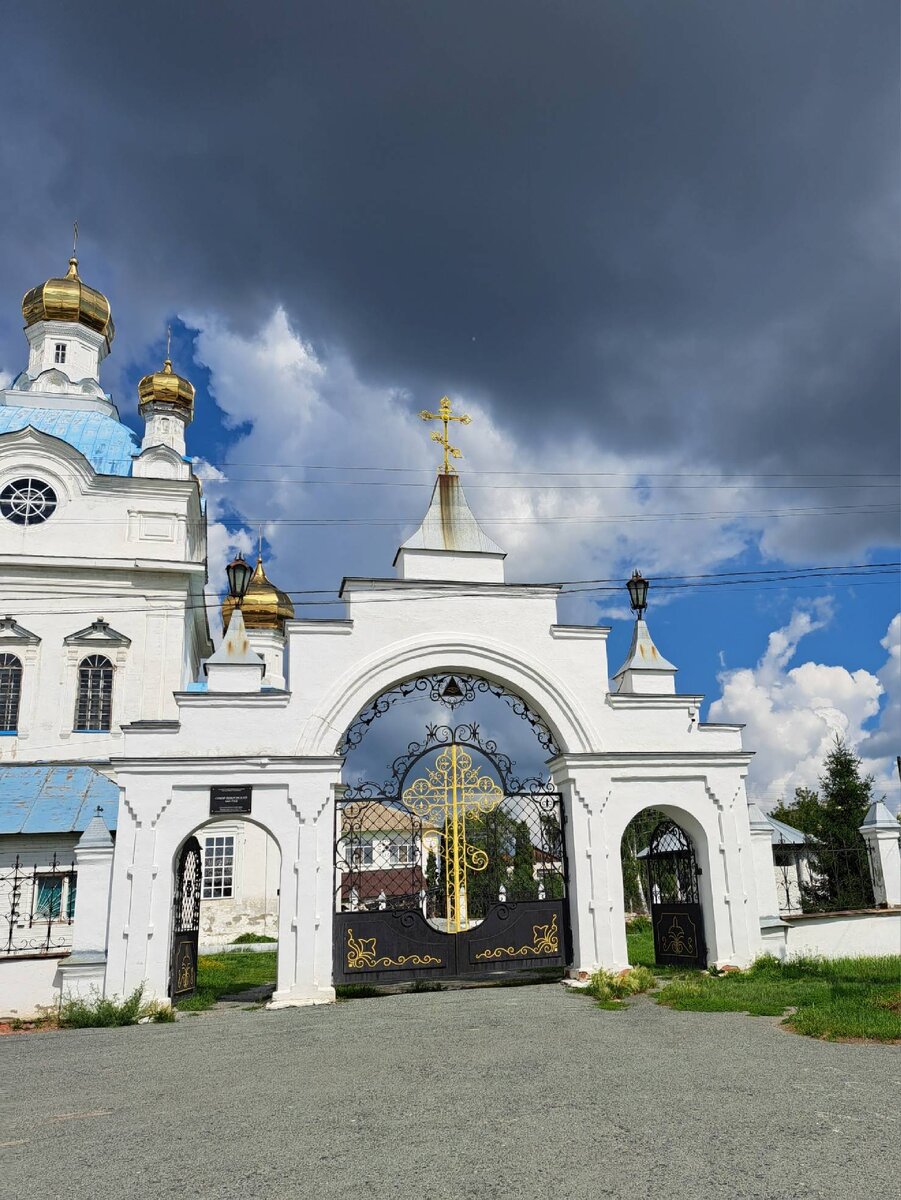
394,474 -> 506,583
612,617 -> 678,695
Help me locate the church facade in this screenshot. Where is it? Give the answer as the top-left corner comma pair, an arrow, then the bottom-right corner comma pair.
0,248 -> 794,1013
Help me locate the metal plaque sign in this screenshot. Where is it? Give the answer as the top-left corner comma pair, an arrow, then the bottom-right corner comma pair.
210,785 -> 252,815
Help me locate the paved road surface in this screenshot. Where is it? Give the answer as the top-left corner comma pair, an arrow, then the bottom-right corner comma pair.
1,984 -> 898,1199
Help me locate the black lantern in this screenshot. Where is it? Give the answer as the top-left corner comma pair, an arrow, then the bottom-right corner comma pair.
626,569 -> 649,618
225,553 -> 253,606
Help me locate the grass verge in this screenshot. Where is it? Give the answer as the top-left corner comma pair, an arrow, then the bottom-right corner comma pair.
179,950 -> 278,1010
654,955 -> 901,1042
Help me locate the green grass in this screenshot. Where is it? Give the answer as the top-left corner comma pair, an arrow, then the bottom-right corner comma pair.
654,955 -> 901,1042
177,950 -> 278,1010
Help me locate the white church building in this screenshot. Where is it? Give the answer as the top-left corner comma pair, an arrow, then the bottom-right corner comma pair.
1,251 -> 898,1016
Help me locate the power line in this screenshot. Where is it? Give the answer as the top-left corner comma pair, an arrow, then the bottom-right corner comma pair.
205,461 -> 901,479
14,502 -> 898,525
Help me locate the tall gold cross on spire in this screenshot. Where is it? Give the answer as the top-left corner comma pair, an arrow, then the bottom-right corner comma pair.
419,396 -> 471,475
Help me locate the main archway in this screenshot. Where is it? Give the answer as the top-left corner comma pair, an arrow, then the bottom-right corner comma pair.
332,672 -> 572,984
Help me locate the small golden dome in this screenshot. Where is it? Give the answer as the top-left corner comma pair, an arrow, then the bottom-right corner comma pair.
22,256 -> 115,343
137,358 -> 195,420
222,556 -> 294,633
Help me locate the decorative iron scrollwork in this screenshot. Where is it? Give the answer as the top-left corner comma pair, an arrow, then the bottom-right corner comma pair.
344,722 -> 559,802
474,913 -> 560,961
339,673 -> 560,758
346,926 -> 442,970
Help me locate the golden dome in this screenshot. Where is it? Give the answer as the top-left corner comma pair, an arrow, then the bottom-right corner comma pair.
222,556 -> 294,632
137,358 -> 195,419
22,256 -> 115,343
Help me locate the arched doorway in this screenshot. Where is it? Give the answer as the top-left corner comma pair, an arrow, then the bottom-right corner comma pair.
620,810 -> 708,970
333,673 -> 571,983
645,819 -> 707,969
169,819 -> 281,1003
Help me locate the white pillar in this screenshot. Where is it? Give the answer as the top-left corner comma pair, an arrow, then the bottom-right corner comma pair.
747,803 -> 782,918
860,801 -> 901,907
58,808 -> 115,1000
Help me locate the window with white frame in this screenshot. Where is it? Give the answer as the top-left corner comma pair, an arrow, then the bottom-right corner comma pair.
349,834 -> 374,868
74,654 -> 114,731
0,653 -> 23,732
54,343 -> 67,364
387,835 -> 416,866
202,835 -> 235,899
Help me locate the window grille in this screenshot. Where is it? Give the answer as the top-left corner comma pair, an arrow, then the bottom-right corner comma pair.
0,653 -> 22,732
0,478 -> 57,526
74,655 -> 114,732
202,835 -> 235,899
54,343 -> 67,364
34,873 -> 77,920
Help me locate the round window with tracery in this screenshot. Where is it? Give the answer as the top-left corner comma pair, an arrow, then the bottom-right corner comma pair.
0,478 -> 58,526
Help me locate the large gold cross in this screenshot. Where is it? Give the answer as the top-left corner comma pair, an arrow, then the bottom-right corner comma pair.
402,745 -> 502,932
419,396 -> 472,475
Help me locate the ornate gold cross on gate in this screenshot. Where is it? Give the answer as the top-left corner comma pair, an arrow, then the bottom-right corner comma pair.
419,396 -> 472,474
402,745 -> 502,932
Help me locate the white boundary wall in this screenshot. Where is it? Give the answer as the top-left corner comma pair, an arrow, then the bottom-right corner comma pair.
761,909 -> 901,960
0,954 -> 66,1019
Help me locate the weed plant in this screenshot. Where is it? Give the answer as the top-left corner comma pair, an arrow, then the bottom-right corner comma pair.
59,985 -> 174,1028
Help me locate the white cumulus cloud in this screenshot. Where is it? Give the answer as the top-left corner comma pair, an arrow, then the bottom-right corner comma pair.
710,603 -> 900,808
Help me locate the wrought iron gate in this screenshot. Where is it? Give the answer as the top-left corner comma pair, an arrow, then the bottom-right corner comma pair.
170,836 -> 202,1000
646,819 -> 707,968
334,724 -> 570,984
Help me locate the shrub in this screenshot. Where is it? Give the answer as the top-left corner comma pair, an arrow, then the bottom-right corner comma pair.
58,985 -> 174,1028
584,965 -> 657,1007
626,914 -> 652,934
232,932 -> 277,944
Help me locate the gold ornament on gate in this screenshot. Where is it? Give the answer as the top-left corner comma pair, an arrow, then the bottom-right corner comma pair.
401,744 -> 502,932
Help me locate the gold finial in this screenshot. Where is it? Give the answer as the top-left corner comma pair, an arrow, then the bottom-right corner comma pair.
419,395 -> 472,475
67,221 -> 79,278
163,325 -> 173,373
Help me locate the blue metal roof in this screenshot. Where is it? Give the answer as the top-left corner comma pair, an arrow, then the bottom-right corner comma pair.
0,406 -> 139,476
0,765 -> 118,835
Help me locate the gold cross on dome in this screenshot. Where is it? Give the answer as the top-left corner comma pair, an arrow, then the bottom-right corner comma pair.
419,395 -> 471,475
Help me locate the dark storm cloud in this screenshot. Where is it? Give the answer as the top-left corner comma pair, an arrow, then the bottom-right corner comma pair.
1,2 -> 898,493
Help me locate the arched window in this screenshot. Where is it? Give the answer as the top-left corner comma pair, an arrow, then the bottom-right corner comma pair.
0,653 -> 23,733
75,655 -> 114,732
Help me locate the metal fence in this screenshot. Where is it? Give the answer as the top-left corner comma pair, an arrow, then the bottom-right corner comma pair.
1,854 -> 76,957
774,838 -> 877,915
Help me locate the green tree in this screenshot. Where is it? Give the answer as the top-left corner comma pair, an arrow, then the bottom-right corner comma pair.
773,738 -> 875,910
620,809 -> 665,914
425,848 -> 439,918
508,820 -> 537,900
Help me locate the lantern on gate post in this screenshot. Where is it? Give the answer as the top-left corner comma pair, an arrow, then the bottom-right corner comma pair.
225,553 -> 253,608
626,569 -> 649,619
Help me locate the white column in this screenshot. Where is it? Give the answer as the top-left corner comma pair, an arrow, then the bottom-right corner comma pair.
58,808 -> 115,1000
860,801 -> 901,907
747,802 -> 782,918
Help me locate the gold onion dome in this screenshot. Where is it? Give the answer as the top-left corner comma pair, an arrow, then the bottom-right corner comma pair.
222,556 -> 295,632
22,256 -> 115,343
137,357 -> 195,420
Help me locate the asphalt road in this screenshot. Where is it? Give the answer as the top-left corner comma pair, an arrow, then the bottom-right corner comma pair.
1,984 -> 898,1200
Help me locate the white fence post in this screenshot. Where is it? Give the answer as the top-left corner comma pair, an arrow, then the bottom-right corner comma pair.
58,807 -> 115,1000
859,800 -> 901,907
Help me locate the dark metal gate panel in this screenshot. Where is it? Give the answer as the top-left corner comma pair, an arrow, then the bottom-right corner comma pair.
646,820 -> 707,968
334,729 -> 570,985
170,836 -> 202,1000
334,900 -> 567,984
